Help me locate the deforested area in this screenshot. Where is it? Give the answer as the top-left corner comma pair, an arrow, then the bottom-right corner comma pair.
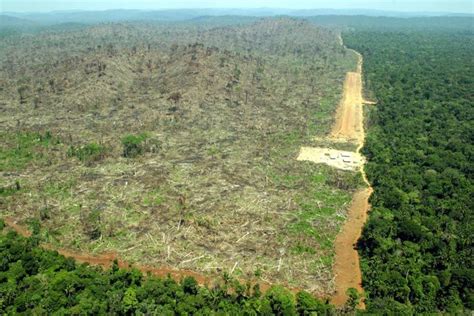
0,17 -> 362,296
2,6 -> 473,314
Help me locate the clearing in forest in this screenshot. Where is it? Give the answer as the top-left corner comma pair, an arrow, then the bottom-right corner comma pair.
297,147 -> 364,171
330,71 -> 364,143
0,18 -> 360,298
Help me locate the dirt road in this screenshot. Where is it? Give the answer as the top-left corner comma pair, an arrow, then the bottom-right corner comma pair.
330,48 -> 373,308
330,71 -> 364,143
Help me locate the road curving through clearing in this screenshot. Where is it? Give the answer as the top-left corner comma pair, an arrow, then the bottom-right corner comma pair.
296,35 -> 374,308
329,44 -> 374,309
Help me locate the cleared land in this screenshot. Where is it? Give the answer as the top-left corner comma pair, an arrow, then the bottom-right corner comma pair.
0,19 -> 360,297
330,71 -> 364,143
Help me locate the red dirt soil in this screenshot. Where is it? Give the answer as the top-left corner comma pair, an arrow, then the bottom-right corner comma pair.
330,71 -> 364,143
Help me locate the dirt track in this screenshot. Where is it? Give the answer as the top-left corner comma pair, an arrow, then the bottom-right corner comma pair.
330,71 -> 364,143
329,48 -> 375,144
298,34 -> 373,307
329,49 -> 373,308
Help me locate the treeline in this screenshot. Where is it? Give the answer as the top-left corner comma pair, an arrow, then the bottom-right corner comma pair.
344,28 -> 473,313
309,16 -> 473,32
0,222 -> 348,314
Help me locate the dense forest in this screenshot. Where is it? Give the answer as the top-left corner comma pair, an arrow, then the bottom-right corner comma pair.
344,27 -> 473,313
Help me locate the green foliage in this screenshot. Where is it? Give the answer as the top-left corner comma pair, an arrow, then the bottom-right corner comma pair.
67,142 -> 106,163
0,180 -> 21,197
296,291 -> 334,315
264,286 -> 297,315
344,27 -> 473,313
0,227 -> 335,314
121,133 -> 148,158
345,288 -> 360,311
0,131 -> 58,171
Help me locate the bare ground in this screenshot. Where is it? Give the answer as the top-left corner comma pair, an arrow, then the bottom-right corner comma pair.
330,71 -> 364,143
297,147 -> 364,171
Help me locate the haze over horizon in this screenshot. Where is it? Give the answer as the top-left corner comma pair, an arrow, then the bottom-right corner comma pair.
1,0 -> 473,14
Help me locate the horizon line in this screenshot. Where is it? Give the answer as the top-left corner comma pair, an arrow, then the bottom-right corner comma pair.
1,7 -> 473,15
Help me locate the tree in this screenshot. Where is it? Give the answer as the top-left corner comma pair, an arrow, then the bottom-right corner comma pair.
17,85 -> 28,104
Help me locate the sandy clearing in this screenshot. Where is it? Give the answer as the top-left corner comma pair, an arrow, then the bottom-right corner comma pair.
297,147 -> 364,171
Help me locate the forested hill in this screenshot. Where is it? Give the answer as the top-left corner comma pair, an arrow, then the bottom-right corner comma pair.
309,16 -> 473,31
344,24 -> 473,313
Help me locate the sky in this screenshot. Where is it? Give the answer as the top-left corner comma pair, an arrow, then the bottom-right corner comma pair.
1,0 -> 473,13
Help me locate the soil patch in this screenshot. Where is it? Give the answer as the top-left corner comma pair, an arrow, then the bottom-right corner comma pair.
297,147 -> 364,171
330,71 -> 364,143
329,50 -> 373,309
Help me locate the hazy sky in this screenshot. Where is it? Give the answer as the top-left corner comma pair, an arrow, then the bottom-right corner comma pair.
1,0 -> 473,13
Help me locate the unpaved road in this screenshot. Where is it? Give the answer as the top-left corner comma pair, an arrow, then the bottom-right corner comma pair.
329,49 -> 374,144
297,35 -> 373,307
330,71 -> 364,143
330,49 -> 373,308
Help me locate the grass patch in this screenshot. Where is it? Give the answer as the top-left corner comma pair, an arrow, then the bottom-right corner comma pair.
291,243 -> 317,255
0,131 -> 60,171
67,143 -> 106,163
42,179 -> 76,199
143,190 -> 165,207
122,133 -> 148,158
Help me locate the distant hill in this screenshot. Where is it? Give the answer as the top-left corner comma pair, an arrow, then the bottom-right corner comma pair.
3,8 -> 472,27
0,14 -> 38,27
0,14 -> 90,35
